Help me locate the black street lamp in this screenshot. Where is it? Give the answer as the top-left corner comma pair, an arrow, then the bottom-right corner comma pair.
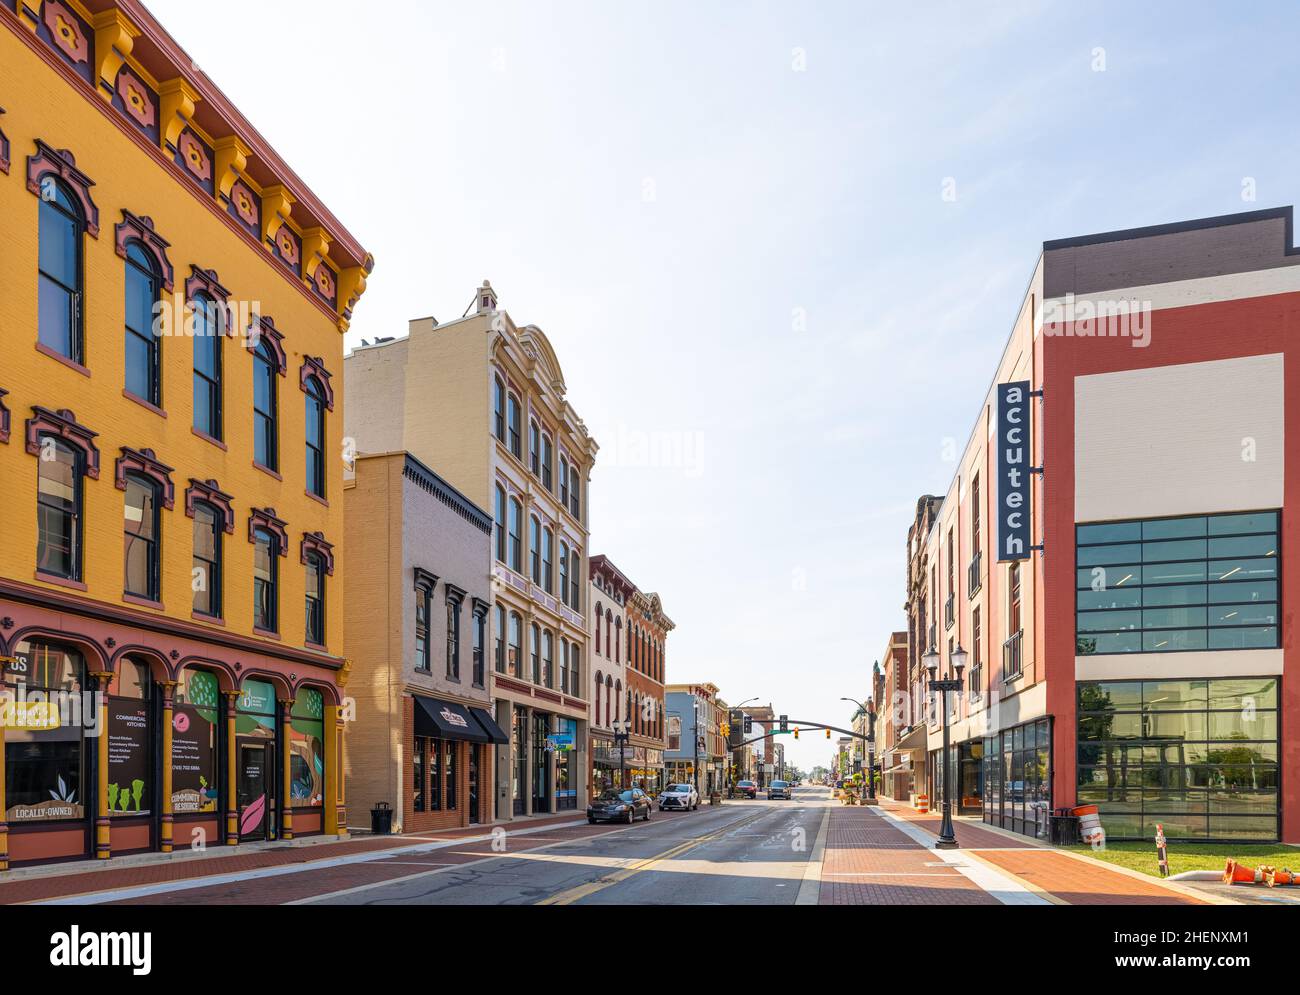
612,718 -> 630,794
924,642 -> 967,849
840,695 -> 878,800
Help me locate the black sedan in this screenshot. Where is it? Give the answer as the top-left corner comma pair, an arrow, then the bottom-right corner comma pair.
587,788 -> 652,824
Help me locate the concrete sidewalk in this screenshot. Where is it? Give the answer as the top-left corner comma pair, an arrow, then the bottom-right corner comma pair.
0,812 -> 587,904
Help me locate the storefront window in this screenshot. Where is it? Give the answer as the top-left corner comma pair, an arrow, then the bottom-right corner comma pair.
556,718 -> 577,810
4,640 -> 86,824
1077,677 -> 1278,840
107,657 -> 152,816
172,668 -> 220,813
289,688 -> 324,808
413,737 -> 425,812
982,718 -> 1050,839
445,740 -> 457,811
429,736 -> 442,811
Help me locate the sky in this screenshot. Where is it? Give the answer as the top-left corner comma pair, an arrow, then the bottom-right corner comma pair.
148,0 -> 1300,771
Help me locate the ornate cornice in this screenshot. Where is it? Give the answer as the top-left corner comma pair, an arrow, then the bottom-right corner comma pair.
184,264 -> 231,306
247,507 -> 288,554
184,477 -> 235,534
25,406 -> 100,478
413,567 -> 439,592
26,140 -> 99,236
115,446 -> 175,509
114,210 -> 174,291
299,531 -> 334,575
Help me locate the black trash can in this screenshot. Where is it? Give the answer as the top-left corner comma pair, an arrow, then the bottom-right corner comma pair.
1049,811 -> 1080,845
370,802 -> 393,835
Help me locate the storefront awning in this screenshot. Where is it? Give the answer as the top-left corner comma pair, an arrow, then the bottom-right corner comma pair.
470,706 -> 509,745
413,696 -> 489,743
894,723 -> 928,753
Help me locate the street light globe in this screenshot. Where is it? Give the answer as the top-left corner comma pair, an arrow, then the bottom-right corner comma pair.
922,645 -> 940,679
951,643 -> 968,678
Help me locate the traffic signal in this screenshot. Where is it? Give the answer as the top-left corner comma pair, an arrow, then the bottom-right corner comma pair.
727,710 -> 744,749
825,728 -> 831,739
793,728 -> 799,740
779,714 -> 788,732
743,715 -> 753,734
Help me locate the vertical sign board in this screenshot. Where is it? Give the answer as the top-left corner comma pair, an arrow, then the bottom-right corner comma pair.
996,381 -> 1032,561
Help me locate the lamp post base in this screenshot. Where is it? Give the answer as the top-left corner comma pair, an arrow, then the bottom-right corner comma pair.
935,838 -> 960,849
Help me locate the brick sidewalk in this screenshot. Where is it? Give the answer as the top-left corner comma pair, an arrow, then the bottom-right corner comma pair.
875,798 -> 1206,906
0,812 -> 585,905
819,805 -> 998,905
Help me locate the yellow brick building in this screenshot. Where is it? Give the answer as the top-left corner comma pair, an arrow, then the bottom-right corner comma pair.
0,0 -> 371,866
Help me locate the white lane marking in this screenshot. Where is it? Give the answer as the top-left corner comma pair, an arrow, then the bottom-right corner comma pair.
872,806 -> 1049,906
795,803 -> 831,906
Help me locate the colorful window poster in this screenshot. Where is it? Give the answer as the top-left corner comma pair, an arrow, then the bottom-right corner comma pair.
236,678 -> 276,739
4,641 -> 85,823
172,668 -> 219,813
107,698 -> 150,815
290,688 -> 324,808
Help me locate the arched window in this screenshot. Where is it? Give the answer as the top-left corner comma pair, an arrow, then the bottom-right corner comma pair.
36,435 -> 83,580
528,419 -> 540,475
192,292 -> 222,440
570,551 -> 580,610
494,605 -> 506,673
614,679 -> 622,723
507,392 -> 521,457
594,670 -> 603,725
124,242 -> 160,405
508,497 -> 522,571
569,465 -> 580,519
529,515 -> 541,584
559,456 -> 569,507
569,641 -> 580,697
595,602 -> 603,653
542,526 -> 553,593
493,375 -> 506,442
253,337 -> 278,470
123,473 -> 161,601
605,675 -> 613,726
38,180 -> 84,363
541,433 -> 553,491
192,500 -> 222,617
529,623 -> 540,683
305,551 -> 326,645
542,629 -> 553,687
6,640 -> 86,824
508,611 -> 522,678
108,656 -> 153,816
494,484 -> 506,562
253,526 -> 278,632
605,609 -> 612,657
304,376 -> 326,498
559,541 -> 569,606
615,618 -> 621,661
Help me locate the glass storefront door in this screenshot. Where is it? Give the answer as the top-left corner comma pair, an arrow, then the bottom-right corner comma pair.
532,713 -> 550,813
512,706 -> 526,816
237,739 -> 275,841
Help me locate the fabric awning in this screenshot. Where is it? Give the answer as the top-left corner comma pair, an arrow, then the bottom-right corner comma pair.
470,706 -> 509,744
413,696 -> 489,743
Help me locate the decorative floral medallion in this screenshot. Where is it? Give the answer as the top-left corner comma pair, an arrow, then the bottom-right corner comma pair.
231,179 -> 259,226
178,130 -> 212,183
276,226 -> 301,266
116,69 -> 157,130
43,1 -> 89,65
314,264 -> 336,299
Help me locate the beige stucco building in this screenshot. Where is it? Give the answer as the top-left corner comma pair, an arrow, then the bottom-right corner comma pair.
345,281 -> 597,820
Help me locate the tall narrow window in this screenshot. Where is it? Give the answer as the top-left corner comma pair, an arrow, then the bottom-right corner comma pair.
595,603 -> 603,653
542,629 -> 554,687
542,526 -> 554,593
1009,561 -> 1022,634
559,456 -> 569,508
38,181 -> 84,363
509,611 -> 522,678
253,338 -> 278,470
494,484 -> 506,562
559,541 -> 569,607
971,474 -> 981,554
192,293 -> 222,440
508,498 -> 522,572
570,551 -> 580,611
36,436 -> 82,580
253,528 -> 277,632
569,642 -> 580,697
529,515 -> 541,584
415,582 -> 430,670
473,607 -> 485,687
569,466 -> 580,519
530,623 -> 540,684
494,605 -> 506,673
304,552 -> 325,645
446,596 -> 461,680
541,433 -> 553,491
123,474 -> 160,601
192,502 -> 221,617
529,420 -> 540,475
507,393 -> 521,458
124,243 -> 160,405
493,375 -> 506,442
304,377 -> 326,498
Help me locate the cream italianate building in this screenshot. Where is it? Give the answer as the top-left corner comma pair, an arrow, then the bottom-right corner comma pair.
345,281 -> 597,821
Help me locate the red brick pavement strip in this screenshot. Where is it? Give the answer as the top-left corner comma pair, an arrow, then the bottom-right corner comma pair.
878,799 -> 1205,905
819,805 -> 1000,906
109,824 -> 625,905
0,813 -> 587,905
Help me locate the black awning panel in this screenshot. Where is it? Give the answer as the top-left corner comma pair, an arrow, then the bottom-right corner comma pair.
413,696 -> 489,743
470,706 -> 510,744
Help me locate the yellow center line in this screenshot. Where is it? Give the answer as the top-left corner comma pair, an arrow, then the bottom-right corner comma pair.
536,809 -> 772,906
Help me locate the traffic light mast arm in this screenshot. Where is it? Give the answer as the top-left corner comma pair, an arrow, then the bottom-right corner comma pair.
734,719 -> 876,750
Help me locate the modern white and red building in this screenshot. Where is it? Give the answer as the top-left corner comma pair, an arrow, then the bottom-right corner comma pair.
906,207 -> 1298,843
